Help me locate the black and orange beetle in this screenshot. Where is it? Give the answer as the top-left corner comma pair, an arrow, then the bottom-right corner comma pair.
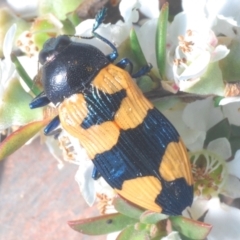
30,8 -> 193,215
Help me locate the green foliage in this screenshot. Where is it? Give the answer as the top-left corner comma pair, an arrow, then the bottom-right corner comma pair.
68,195 -> 212,239
156,3 -> 169,80
0,120 -> 49,160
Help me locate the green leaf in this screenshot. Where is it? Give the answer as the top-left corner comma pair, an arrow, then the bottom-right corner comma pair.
219,39 -> 240,82
61,18 -> 76,35
229,125 -> 240,156
153,96 -> 181,112
129,29 -> 160,90
0,78 -> 43,129
68,213 -> 138,235
66,11 -> 81,27
130,29 -> 148,67
117,225 -> 150,240
184,61 -> 225,96
0,119 -> 49,161
11,54 -> 42,96
116,36 -> 159,91
169,216 -> 212,240
204,118 -> 231,147
117,37 -> 140,72
31,18 -> 60,50
113,195 -> 144,219
140,210 -> 168,224
213,96 -> 224,107
230,124 -> 240,137
227,125 -> 240,158
156,3 -> 169,79
39,0 -> 82,20
137,76 -> 156,93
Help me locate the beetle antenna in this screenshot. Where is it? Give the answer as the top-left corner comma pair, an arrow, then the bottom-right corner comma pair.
93,7 -> 107,32
92,8 -> 118,61
75,7 -> 107,40
74,8 -> 118,61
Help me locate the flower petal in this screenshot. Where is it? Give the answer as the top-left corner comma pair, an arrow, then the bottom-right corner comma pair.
205,198 -> 240,240
75,19 -> 130,52
212,15 -> 238,38
184,197 -> 240,240
211,44 -> 230,62
219,97 -> 240,105
139,0 -> 159,19
7,0 -> 38,18
182,0 -> 207,15
206,0 -> 240,21
207,137 -> 232,160
186,131 -> 206,152
135,18 -> 158,70
177,51 -> 210,81
222,101 -> 240,126
182,97 -> 224,131
119,0 -> 140,23
227,149 -> 240,178
45,136 -> 64,169
3,24 -> 16,59
222,174 -> 240,198
161,231 -> 181,240
75,162 -> 96,206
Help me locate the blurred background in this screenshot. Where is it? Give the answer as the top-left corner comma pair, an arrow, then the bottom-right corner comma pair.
0,138 -> 106,240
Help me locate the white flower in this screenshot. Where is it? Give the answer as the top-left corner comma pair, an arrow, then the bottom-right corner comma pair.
167,12 -> 229,88
162,95 -> 240,239
0,24 -> 43,130
66,132 -> 115,208
163,95 -> 240,187
75,0 -> 142,54
6,0 -> 39,19
182,0 -> 240,26
162,97 -> 223,151
184,198 -> 240,240
161,231 -> 181,240
135,18 -> 159,75
0,24 -> 16,96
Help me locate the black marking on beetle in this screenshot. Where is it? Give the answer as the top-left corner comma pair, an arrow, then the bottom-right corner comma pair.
92,108 -> 192,215
81,87 -> 126,129
93,108 -> 179,188
155,178 -> 193,215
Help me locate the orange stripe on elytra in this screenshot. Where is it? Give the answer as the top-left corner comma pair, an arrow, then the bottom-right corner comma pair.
92,64 -> 153,130
159,139 -> 193,186
59,94 -> 120,159
115,176 -> 163,212
59,64 -> 154,159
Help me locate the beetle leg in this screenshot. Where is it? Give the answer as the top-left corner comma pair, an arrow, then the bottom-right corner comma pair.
131,63 -> 153,78
116,58 -> 133,74
92,166 -> 101,180
44,129 -> 62,138
29,91 -> 51,109
116,60 -> 152,78
44,115 -> 60,136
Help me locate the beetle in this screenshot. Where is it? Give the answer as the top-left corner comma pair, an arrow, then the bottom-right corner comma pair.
30,8 -> 193,216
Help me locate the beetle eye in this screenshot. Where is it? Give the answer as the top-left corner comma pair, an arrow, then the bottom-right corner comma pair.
39,50 -> 54,65
39,51 -> 48,65
39,36 -> 71,65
